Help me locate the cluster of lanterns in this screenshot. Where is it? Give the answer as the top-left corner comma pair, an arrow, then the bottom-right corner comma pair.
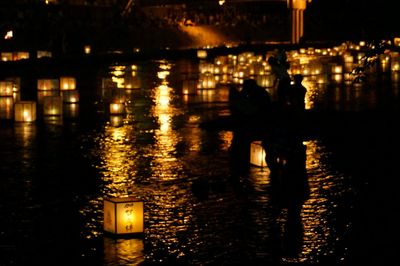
0,76 -> 79,122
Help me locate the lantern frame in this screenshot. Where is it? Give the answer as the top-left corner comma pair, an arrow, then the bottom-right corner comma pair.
103,197 -> 144,237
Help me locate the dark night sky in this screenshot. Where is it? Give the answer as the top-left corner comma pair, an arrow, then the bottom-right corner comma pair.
305,0 -> 399,41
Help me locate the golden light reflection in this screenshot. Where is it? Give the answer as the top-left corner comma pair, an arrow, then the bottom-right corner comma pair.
104,238 -> 144,265
284,140 -> 347,263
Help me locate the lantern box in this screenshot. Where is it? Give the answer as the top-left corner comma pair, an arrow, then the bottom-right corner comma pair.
43,96 -> 63,116
250,141 -> 267,167
37,50 -> 52,59
38,79 -> 59,91
103,197 -> 144,236
0,96 -> 14,120
1,52 -> 13,62
0,81 -> 14,96
110,102 -> 125,115
14,101 -> 36,122
199,72 -> 216,89
60,77 -> 76,90
197,50 -> 207,59
61,90 -> 80,103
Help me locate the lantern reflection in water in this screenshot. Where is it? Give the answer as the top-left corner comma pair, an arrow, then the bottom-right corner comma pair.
61,90 -> 80,103
63,103 -> 79,119
103,238 -> 144,265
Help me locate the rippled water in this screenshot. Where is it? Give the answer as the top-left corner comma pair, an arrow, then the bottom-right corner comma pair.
1,49 -> 400,265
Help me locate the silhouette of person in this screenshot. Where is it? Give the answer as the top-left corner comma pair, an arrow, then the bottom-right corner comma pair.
290,74 -> 307,111
268,55 -> 291,109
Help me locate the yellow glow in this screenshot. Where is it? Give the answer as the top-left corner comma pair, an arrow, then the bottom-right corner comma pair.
84,45 -> 91,54
250,141 -> 267,167
178,25 -> 230,48
4,30 -> 13,40
60,77 -> 76,90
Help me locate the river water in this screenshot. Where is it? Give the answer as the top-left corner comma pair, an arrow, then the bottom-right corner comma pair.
1,44 -> 400,265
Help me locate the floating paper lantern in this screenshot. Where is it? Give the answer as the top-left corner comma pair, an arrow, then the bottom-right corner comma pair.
250,141 -> 267,167
14,101 -> 36,122
110,102 -> 125,115
38,79 -> 59,91
0,96 -> 13,119
198,72 -> 216,89
84,45 -> 91,54
60,77 -> 76,90
103,197 -> 144,236
43,96 -> 63,116
197,50 -> 207,59
61,90 -> 79,103
1,52 -> 12,61
37,50 -> 52,58
13,52 -> 29,61
0,81 -> 13,96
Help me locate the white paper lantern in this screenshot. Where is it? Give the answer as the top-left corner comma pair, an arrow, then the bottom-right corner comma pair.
0,81 -> 13,96
38,79 -> 59,91
43,96 -> 63,116
14,101 -> 36,122
250,141 -> 267,167
0,96 -> 14,120
110,102 -> 125,115
103,197 -> 144,236
60,77 -> 76,90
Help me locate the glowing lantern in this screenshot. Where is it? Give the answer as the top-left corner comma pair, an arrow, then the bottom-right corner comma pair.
60,77 -> 76,90
37,50 -> 52,58
199,72 -> 216,89
250,141 -> 267,167
110,102 -> 125,115
38,79 -> 59,91
61,90 -> 80,103
0,97 -> 14,120
0,81 -> 13,96
14,101 -> 36,122
13,52 -> 29,61
84,45 -> 91,54
256,75 -> 275,88
1,52 -> 12,61
103,197 -> 144,236
197,50 -> 207,59
43,96 -> 63,116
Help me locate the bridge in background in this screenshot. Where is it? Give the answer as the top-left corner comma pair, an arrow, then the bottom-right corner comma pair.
123,0 -> 310,44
